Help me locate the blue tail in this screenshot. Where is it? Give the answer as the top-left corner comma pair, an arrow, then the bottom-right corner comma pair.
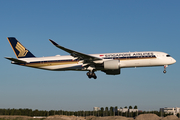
7,37 -> 35,58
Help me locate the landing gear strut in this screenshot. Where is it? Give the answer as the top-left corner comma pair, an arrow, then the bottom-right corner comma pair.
86,71 -> 97,79
163,65 -> 168,74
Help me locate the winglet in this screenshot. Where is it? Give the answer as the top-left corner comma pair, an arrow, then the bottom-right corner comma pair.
49,39 -> 58,46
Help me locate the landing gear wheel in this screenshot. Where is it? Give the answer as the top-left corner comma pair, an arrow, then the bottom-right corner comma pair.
163,70 -> 166,74
86,72 -> 90,76
92,73 -> 97,79
87,72 -> 91,78
93,75 -> 97,79
86,71 -> 97,79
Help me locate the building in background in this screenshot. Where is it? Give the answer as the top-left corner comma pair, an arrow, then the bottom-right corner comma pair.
118,108 -> 138,113
129,109 -> 138,112
118,108 -> 128,113
160,107 -> 180,115
93,107 -> 100,111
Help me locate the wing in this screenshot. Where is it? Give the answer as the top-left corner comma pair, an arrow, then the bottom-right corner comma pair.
5,57 -> 27,63
49,39 -> 102,63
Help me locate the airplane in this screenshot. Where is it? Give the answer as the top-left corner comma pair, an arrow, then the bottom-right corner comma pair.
5,37 -> 176,79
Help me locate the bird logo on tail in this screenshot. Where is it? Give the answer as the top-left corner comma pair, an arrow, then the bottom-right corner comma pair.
15,42 -> 29,57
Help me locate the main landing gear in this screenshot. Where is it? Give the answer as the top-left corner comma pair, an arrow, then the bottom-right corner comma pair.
86,71 -> 97,79
163,65 -> 168,74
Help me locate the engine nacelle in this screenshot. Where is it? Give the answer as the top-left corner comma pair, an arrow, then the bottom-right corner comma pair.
103,60 -> 120,70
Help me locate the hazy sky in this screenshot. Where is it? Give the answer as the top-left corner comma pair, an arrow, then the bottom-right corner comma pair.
0,0 -> 179,111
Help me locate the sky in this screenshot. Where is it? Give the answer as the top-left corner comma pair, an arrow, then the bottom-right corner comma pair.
0,0 -> 180,111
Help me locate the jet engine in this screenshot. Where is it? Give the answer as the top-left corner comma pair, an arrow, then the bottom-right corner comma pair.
102,60 -> 121,75
103,60 -> 120,70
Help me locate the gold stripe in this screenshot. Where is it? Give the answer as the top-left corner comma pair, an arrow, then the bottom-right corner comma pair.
25,61 -> 78,68
15,42 -> 28,57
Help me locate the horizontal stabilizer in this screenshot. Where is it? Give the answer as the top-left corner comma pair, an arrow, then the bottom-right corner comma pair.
5,57 -> 27,63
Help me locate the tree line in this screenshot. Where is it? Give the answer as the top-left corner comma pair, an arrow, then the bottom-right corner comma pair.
0,106 -> 179,118
0,107 -> 137,117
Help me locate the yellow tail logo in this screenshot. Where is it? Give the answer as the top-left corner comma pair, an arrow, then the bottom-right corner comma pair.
15,42 -> 28,57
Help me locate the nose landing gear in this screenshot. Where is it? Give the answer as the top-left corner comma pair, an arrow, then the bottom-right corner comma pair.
163,65 -> 168,74
86,71 -> 97,79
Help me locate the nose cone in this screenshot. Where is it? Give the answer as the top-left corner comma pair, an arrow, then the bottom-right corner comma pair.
172,58 -> 176,64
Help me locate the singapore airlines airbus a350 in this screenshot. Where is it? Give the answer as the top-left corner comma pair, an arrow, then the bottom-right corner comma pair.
5,37 -> 176,79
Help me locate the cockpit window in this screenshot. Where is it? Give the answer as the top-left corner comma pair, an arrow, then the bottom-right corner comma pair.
166,55 -> 171,57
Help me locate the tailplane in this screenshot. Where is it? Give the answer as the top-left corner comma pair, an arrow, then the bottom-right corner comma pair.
7,37 -> 35,58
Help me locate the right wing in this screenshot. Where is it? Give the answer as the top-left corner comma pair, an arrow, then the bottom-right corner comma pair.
49,39 -> 102,63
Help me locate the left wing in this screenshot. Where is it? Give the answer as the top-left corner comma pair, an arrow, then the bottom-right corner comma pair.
5,57 -> 27,63
49,39 -> 102,63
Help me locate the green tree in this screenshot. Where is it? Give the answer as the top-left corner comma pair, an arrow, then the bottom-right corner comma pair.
134,105 -> 138,109
110,106 -> 113,116
123,107 -> 128,117
105,107 -> 108,116
33,109 -> 39,116
100,107 -> 104,116
16,109 -> 21,115
115,106 -> 118,116
129,106 -> 132,109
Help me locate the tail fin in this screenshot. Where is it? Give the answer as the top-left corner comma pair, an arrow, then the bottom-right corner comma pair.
7,37 -> 35,58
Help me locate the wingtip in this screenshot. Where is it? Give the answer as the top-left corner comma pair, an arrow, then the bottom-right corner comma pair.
4,57 -> 12,60
49,39 -> 58,46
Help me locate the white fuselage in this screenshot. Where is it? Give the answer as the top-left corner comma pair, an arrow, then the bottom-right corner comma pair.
15,51 -> 176,71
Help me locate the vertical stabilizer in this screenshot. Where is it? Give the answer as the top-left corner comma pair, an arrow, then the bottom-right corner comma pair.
7,37 -> 35,58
